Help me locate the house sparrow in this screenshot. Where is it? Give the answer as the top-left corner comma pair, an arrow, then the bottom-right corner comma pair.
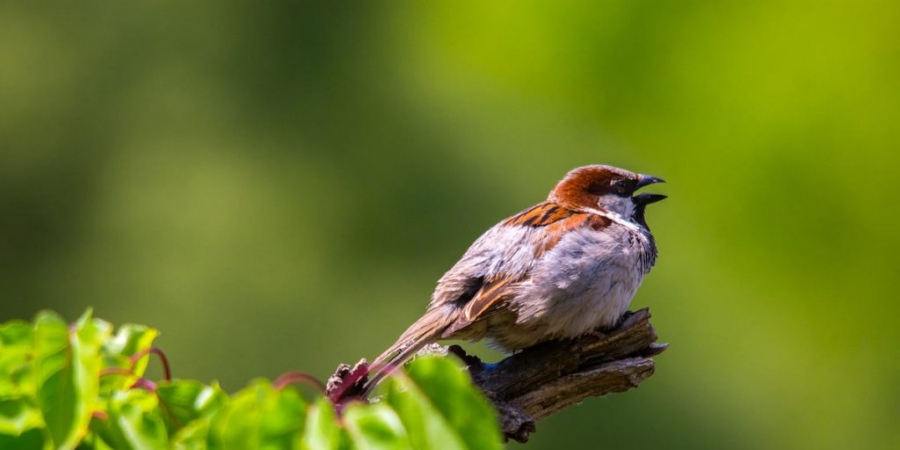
367,165 -> 665,390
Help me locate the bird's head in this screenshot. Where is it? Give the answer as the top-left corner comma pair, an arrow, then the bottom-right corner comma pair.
548,165 -> 666,228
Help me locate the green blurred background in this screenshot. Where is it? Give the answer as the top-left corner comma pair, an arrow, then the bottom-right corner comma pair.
2,1 -> 898,448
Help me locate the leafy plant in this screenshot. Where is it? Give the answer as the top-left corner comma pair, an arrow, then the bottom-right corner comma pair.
0,310 -> 502,449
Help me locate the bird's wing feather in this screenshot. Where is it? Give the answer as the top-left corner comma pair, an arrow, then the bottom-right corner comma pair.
366,202 -> 613,393
433,202 -> 611,335
462,275 -> 520,322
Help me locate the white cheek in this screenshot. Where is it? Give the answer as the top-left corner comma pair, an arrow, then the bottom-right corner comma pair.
598,194 -> 635,218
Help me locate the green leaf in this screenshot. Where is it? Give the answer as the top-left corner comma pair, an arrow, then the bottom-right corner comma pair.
343,402 -> 411,450
99,325 -> 160,395
81,417 -> 118,450
104,325 -> 159,377
76,437 -> 116,450
34,309 -> 111,449
170,417 -> 211,450
0,396 -> 48,450
3,312 -> 507,450
0,321 -> 36,397
392,357 -> 502,450
207,379 -> 307,449
156,380 -> 227,432
0,427 -> 47,450
382,377 -> 465,450
0,321 -> 33,347
104,389 -> 168,450
300,397 -> 347,450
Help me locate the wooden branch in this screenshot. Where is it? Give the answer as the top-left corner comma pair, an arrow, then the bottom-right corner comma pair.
329,308 -> 666,443
450,308 -> 665,442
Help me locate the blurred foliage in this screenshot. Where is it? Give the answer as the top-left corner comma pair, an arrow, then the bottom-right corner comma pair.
1,1 -> 898,449
0,311 -> 501,449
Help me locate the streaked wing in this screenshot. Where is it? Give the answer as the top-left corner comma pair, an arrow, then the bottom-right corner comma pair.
462,275 -> 520,322
428,202 -> 612,334
503,202 -> 574,227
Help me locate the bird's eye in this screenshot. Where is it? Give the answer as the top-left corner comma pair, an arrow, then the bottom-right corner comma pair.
611,180 -> 630,195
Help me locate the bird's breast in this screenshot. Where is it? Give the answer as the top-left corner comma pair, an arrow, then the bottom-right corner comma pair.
497,223 -> 657,347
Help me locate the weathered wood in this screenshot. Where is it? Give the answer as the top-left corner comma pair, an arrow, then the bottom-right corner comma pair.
463,308 -> 665,442
329,308 -> 665,443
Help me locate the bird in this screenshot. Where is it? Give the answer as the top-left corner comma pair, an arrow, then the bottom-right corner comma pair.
365,165 -> 665,392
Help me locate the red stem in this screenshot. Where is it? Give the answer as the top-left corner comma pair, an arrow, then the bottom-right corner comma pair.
129,347 -> 172,382
273,371 -> 326,393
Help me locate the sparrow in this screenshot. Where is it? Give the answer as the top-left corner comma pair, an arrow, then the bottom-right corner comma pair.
366,165 -> 665,390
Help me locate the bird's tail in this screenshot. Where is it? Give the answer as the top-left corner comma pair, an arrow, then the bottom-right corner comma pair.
364,305 -> 456,395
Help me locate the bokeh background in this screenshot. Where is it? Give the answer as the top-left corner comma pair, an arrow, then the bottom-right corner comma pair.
2,1 -> 898,449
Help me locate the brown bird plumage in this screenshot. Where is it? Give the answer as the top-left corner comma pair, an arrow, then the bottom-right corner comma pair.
366,165 -> 666,392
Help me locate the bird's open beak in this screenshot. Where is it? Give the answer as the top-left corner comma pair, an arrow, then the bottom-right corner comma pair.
636,174 -> 665,189
634,174 -> 666,204
632,193 -> 667,205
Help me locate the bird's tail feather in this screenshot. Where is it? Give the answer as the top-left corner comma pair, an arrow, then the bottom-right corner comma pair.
364,306 -> 455,394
